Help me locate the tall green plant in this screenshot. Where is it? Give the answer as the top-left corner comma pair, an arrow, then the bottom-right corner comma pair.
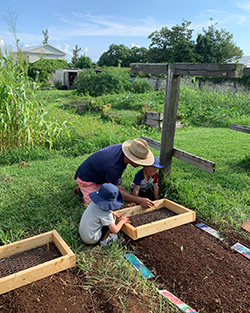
0,52 -> 70,151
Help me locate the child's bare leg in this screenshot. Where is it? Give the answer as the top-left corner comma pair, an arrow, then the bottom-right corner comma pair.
102,229 -> 111,240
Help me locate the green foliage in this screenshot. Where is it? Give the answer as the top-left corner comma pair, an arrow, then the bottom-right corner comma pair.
0,53 -> 70,151
178,83 -> 250,127
131,78 -> 154,93
73,69 -> 131,96
98,44 -> 149,67
75,54 -> 93,69
148,19 -> 243,63
194,19 -> 243,63
28,59 -> 69,83
42,29 -> 49,44
148,20 -> 196,63
71,45 -> 81,66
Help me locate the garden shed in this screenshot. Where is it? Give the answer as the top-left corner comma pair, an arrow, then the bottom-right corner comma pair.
54,68 -> 81,89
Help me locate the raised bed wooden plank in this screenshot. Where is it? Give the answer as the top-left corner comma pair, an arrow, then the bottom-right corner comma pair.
0,230 -> 76,295
116,198 -> 196,240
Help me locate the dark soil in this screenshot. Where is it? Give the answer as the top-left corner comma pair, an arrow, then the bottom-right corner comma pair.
0,221 -> 249,313
129,207 -> 177,227
126,222 -> 250,313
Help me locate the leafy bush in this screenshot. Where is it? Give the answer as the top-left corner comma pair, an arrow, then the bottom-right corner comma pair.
73,69 -> 131,96
131,78 -> 154,93
28,59 -> 69,83
179,83 -> 250,127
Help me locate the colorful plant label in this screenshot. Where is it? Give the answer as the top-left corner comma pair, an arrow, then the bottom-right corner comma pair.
231,242 -> 250,260
158,289 -> 197,313
124,253 -> 154,279
196,222 -> 223,240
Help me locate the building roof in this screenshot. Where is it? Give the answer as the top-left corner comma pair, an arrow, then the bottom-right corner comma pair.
20,44 -> 66,55
230,55 -> 250,67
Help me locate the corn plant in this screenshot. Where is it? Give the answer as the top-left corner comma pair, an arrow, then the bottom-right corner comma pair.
0,52 -> 70,151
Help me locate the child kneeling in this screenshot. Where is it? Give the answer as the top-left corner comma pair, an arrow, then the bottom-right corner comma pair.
79,183 -> 130,247
130,156 -> 164,201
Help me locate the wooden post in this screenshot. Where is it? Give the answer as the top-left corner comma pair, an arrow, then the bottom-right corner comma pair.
130,63 -> 244,177
160,65 -> 181,177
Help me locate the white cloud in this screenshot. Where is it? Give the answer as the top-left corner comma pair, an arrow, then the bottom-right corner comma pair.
131,43 -> 140,48
235,1 -> 250,12
0,37 -> 4,46
49,11 -> 162,38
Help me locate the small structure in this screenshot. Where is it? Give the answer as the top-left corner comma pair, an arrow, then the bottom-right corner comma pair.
13,44 -> 66,64
55,68 -> 81,89
0,230 -> 76,295
116,198 -> 196,240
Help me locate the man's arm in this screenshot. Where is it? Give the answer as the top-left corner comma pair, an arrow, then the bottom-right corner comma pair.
117,185 -> 155,208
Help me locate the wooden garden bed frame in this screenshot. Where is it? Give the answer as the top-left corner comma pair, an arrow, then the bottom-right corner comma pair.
116,198 -> 196,240
0,230 -> 76,295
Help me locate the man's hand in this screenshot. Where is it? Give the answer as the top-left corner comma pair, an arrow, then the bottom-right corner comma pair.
139,197 -> 155,208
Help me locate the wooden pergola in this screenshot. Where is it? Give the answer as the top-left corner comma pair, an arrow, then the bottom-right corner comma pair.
130,63 -> 245,177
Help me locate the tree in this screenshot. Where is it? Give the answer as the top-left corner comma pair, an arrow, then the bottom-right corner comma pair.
98,44 -> 130,67
147,19 -> 243,64
130,46 -> 149,63
194,19 -> 243,63
71,45 -> 81,66
42,29 -> 49,44
148,20 -> 196,63
75,55 -> 93,69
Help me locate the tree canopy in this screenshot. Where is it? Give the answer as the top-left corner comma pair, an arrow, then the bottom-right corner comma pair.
98,44 -> 148,67
97,20 -> 243,66
71,45 -> 81,66
147,19 -> 243,63
75,54 -> 93,69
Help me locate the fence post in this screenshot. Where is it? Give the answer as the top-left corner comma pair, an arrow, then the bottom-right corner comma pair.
160,65 -> 181,177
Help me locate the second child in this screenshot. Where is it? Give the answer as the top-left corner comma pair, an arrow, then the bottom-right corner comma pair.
130,156 -> 164,202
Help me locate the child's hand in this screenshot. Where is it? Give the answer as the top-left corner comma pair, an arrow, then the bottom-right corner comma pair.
121,216 -> 130,224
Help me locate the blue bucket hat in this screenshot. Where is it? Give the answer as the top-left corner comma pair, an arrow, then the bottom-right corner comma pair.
151,156 -> 164,168
89,183 -> 124,210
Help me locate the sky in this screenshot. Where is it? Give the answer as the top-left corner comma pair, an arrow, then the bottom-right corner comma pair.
1,0 -> 250,63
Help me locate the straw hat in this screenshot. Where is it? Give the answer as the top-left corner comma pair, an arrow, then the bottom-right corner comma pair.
122,138 -> 154,166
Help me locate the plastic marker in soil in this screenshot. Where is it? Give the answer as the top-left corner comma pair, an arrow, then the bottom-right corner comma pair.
159,290 -> 197,313
231,242 -> 250,260
124,253 -> 154,279
196,222 -> 223,240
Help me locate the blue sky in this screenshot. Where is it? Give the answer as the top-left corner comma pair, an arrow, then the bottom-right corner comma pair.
1,0 -> 250,62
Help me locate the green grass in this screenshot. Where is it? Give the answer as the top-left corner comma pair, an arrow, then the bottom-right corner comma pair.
1,86 -> 250,312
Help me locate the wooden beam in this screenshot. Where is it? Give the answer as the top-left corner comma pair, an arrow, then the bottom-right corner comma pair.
229,123 -> 250,134
141,136 -> 216,173
131,63 -> 244,78
160,65 -> 181,177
